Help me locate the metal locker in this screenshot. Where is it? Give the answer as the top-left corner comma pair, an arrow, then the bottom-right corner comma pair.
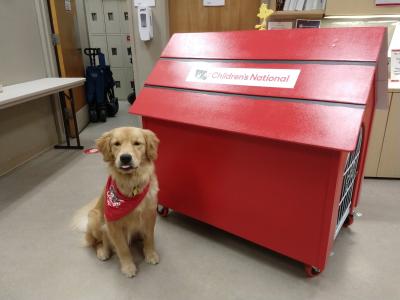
89,35 -> 109,64
111,67 -> 128,100
125,67 -> 134,95
122,35 -> 133,66
119,0 -> 130,34
103,0 -> 121,34
107,35 -> 124,68
85,0 -> 106,34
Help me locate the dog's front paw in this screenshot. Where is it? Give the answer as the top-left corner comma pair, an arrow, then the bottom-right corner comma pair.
145,251 -> 160,265
96,247 -> 111,261
121,263 -> 137,277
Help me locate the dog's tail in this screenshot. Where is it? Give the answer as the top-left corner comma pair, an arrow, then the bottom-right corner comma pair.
70,199 -> 97,233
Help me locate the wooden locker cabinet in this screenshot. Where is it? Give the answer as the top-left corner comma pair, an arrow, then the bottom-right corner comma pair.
169,0 -> 260,35
365,87 -> 400,178
364,97 -> 391,176
378,92 -> 400,177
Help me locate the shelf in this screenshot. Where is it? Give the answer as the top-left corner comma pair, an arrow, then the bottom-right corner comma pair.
269,10 -> 324,20
388,80 -> 400,93
325,0 -> 400,16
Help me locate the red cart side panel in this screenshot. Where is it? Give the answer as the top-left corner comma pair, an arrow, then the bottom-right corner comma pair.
162,27 -> 385,63
131,87 -> 364,151
146,60 -> 375,105
144,117 -> 340,269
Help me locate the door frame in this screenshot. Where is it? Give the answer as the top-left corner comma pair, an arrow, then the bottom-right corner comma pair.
34,0 -> 65,143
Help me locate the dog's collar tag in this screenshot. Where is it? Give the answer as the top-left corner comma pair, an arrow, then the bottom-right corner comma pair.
132,186 -> 139,196
104,176 -> 150,222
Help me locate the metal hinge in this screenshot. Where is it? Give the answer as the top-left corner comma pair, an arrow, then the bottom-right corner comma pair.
51,33 -> 60,45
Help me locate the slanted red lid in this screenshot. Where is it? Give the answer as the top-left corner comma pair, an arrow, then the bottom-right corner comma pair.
162,27 -> 385,63
131,87 -> 364,152
130,27 -> 386,151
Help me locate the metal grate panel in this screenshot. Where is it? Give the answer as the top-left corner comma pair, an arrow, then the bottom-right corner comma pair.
335,128 -> 363,239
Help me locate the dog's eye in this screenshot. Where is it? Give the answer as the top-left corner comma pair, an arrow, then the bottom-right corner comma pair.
133,141 -> 141,146
114,141 -> 121,146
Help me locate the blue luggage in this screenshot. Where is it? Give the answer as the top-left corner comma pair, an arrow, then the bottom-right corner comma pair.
84,48 -> 119,122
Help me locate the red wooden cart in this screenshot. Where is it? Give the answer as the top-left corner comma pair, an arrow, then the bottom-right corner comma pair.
130,27 -> 387,276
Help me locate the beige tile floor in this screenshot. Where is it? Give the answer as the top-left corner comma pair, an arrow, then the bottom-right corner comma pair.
0,101 -> 399,300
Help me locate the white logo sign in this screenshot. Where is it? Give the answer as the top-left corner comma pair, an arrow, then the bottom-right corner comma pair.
186,66 -> 300,88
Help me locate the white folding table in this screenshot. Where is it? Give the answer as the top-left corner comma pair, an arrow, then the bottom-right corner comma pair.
0,77 -> 86,149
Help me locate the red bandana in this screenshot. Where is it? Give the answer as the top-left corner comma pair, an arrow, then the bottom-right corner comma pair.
104,176 -> 150,222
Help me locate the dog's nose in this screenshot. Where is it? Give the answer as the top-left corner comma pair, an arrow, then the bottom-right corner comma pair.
120,154 -> 132,165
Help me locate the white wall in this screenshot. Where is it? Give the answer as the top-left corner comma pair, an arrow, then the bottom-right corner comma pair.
0,98 -> 59,176
0,1 -> 49,85
129,0 -> 170,93
0,0 -> 59,175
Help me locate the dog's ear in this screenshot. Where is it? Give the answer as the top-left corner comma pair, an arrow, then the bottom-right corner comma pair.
96,130 -> 113,162
142,129 -> 159,161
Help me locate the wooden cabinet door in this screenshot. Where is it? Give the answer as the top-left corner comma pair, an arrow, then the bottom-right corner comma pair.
364,94 -> 391,177
169,0 -> 260,35
378,92 -> 400,178
49,0 -> 86,135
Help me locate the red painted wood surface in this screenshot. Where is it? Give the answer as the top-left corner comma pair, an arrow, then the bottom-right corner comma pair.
131,87 -> 365,151
129,27 -> 386,274
144,117 -> 342,270
162,27 -> 385,62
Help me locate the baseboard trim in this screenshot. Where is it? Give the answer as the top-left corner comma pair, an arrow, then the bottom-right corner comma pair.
0,145 -> 53,177
76,104 -> 89,132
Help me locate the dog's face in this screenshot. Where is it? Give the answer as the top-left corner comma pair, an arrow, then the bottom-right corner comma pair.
96,127 -> 159,174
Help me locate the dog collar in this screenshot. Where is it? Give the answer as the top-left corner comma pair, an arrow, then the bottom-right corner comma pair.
104,176 -> 150,222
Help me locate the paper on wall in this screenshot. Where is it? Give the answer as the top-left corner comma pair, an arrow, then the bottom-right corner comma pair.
388,22 -> 400,57
134,0 -> 155,7
268,21 -> 293,30
376,0 -> 400,5
65,0 -> 71,11
203,0 -> 225,6
391,49 -> 400,80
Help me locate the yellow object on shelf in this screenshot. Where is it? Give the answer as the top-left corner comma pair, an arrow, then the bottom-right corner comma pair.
255,3 -> 274,30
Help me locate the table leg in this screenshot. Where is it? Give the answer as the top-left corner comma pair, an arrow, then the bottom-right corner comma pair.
69,88 -> 82,148
54,89 -> 84,150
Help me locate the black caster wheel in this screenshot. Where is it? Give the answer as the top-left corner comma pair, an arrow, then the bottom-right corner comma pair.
344,214 -> 354,227
305,265 -> 321,278
98,109 -> 107,122
107,98 -> 119,117
89,109 -> 98,123
157,205 -> 170,217
113,98 -> 119,114
127,92 -> 136,105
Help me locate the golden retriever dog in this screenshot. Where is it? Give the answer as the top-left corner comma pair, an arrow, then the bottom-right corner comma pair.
73,126 -> 160,277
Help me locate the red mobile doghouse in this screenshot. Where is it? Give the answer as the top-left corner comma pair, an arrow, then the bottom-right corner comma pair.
130,28 -> 387,276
